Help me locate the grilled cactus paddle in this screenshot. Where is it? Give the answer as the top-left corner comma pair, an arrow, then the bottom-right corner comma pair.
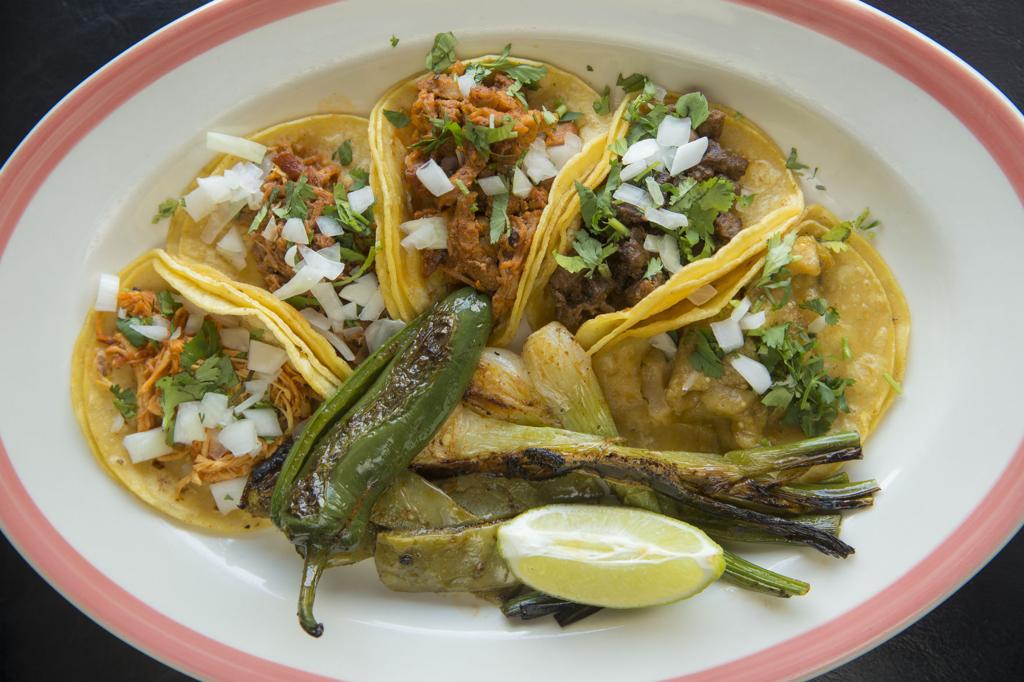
272,288 -> 492,636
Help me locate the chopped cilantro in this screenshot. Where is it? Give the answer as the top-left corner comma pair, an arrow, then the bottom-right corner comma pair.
819,220 -> 851,245
586,64 -> 594,72
554,230 -> 618,278
110,385 -> 138,420
155,353 -> 238,439
643,257 -> 663,279
383,109 -> 411,128
688,329 -> 725,378
593,85 -> 611,115
609,137 -> 628,156
674,92 -> 709,129
248,201 -> 270,234
489,192 -> 510,243
559,109 -> 582,123
841,336 -> 853,360
853,208 -> 880,233
736,193 -> 756,209
815,184 -> 827,191
756,232 -> 798,295
156,291 -> 181,317
116,317 -> 150,348
463,120 -> 519,160
425,32 -> 457,73
616,72 -> 649,93
389,34 -> 399,48
800,298 -> 840,326
333,140 -> 353,166
785,147 -> 809,174
453,178 -> 470,195
277,175 -> 315,220
883,372 -> 902,394
180,318 -> 221,369
152,197 -> 183,224
193,353 -> 239,388
483,44 -> 547,86
348,168 -> 370,190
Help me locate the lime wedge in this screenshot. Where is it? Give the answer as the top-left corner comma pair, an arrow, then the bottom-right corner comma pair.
497,505 -> 725,609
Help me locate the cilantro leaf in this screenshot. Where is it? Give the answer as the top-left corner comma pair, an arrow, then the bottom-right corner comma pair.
349,168 -> 370,190
761,386 -> 794,410
674,92 -> 709,129
484,45 -> 547,86
757,232 -> 798,289
785,148 -> 809,174
853,208 -> 880,233
462,120 -> 518,160
155,291 -> 181,317
248,201 -> 270,234
110,385 -> 138,420
383,110 -> 411,128
333,140 -> 353,166
489,192 -> 510,244
841,336 -> 853,360
425,32 -> 457,73
280,175 -> 315,220
736,193 -> 756,209
593,85 -> 611,115
155,373 -> 207,436
116,317 -> 150,348
800,298 -> 839,326
390,34 -> 399,48
554,230 -> 618,278
193,353 -> 239,389
616,72 -> 649,93
688,329 -> 724,378
643,256 -> 663,279
152,197 -> 183,224
180,319 -> 221,369
609,137 -> 627,156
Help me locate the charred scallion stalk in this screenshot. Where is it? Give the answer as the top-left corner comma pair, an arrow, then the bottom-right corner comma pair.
722,550 -> 810,598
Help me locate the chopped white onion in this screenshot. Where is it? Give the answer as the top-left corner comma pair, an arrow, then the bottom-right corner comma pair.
657,115 -> 692,147
169,327 -> 182,341
242,409 -> 283,437
110,414 -> 125,433
300,307 -> 331,330
348,185 -> 376,215
299,245 -> 345,280
547,133 -> 583,169
643,206 -> 688,229
272,267 -> 323,300
316,215 -> 343,237
358,289 -> 386,321
206,132 -> 267,164
643,234 -> 683,274
399,216 -> 448,250
670,137 -> 709,176
511,168 -> 533,198
281,217 -> 309,244
261,218 -> 279,241
613,183 -> 653,209
650,83 -> 668,102
209,476 -> 248,514
94,273 -> 119,312
232,391 -> 264,415
687,284 -> 718,306
311,282 -> 346,321
117,307 -> 126,319
710,318 -> 745,353
457,73 -> 476,99
184,183 -> 218,222
645,176 -> 665,206
730,297 -> 753,322
649,333 -> 678,360
365,319 -> 406,353
339,302 -> 358,320
740,310 -> 766,330
216,228 -> 247,270
220,326 -> 250,351
200,393 -> 234,428
284,244 -> 300,268
339,273 -> 380,306
523,147 -> 558,184
729,354 -> 773,394
243,378 -> 269,402
621,138 -> 662,165
415,159 -> 455,197
247,339 -> 288,374
318,243 -> 341,262
122,428 -> 173,463
173,401 -> 206,444
619,159 -> 650,182
221,162 -> 265,205
477,176 -> 508,196
128,322 -> 170,342
317,328 -> 356,361
808,315 -> 829,335
217,419 -> 259,456
200,198 -> 247,245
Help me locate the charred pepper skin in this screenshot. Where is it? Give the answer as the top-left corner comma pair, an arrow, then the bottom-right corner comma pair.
273,288 -> 492,636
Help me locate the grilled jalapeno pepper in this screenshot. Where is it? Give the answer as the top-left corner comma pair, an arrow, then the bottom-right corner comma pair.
273,288 -> 491,636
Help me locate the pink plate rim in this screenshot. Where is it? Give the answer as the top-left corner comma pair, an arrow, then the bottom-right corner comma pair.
0,1 -> 1021,680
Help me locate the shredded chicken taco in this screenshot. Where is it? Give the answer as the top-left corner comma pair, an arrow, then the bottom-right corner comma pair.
591,206 -> 909,476
71,250 -> 339,531
370,33 -> 613,345
527,78 -> 805,355
165,114 -> 404,381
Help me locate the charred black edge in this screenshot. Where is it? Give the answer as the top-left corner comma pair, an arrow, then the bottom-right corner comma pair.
238,438 -> 293,516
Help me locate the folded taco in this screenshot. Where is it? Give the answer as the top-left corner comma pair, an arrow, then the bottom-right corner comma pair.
527,79 -> 805,355
165,114 -> 403,381
71,250 -> 339,531
370,33 -> 613,345
591,207 -> 909,472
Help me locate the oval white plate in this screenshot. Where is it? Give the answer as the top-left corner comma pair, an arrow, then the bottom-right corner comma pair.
1,1 -> 1022,680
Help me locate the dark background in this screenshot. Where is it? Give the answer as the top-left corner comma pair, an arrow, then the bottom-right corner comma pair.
1,1 -> 1022,679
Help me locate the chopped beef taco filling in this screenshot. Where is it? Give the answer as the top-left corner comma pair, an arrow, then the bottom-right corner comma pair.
550,88 -> 751,333
95,288 -> 315,497
398,45 -> 581,322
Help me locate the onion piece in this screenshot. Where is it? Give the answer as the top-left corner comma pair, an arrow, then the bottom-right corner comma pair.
649,333 -> 678,360
311,282 -> 346,321
740,310 -> 766,331
299,245 -> 345,280
281,217 -> 309,244
242,409 -> 283,437
365,319 -> 406,353
457,73 -> 476,98
523,147 -> 558,184
284,244 -> 300,268
687,284 -> 718,306
220,326 -> 250,351
613,183 -> 653,209
642,234 -> 683,274
656,115 -> 692,147
173,401 -> 205,444
730,354 -> 773,394
477,176 -> 508,196
317,328 -> 356,361
399,216 -> 448,250
300,307 -> 331,330
670,137 -> 709,176
247,340 -> 288,374
222,162 -> 265,206
348,186 -> 375,215
200,393 -> 234,428
318,243 -> 341,262
339,302 -> 358,321
547,132 -> 583,169
415,159 -> 455,197
209,477 -> 248,515
710,318 -> 744,353
128,322 -> 169,342
122,428 -> 174,463
339,273 -> 379,306
261,218 -> 279,241
110,414 -> 125,433
619,159 -> 649,182
511,168 -> 533,198
645,176 -> 665,206
643,206 -> 688,229
272,267 -> 323,300
621,138 -> 661,165
216,228 -> 247,270
358,289 -> 386,321
730,297 -> 753,321
94,273 -> 119,312
808,315 -> 829,335
206,132 -> 267,163
217,419 -> 259,456
316,215 -> 343,237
